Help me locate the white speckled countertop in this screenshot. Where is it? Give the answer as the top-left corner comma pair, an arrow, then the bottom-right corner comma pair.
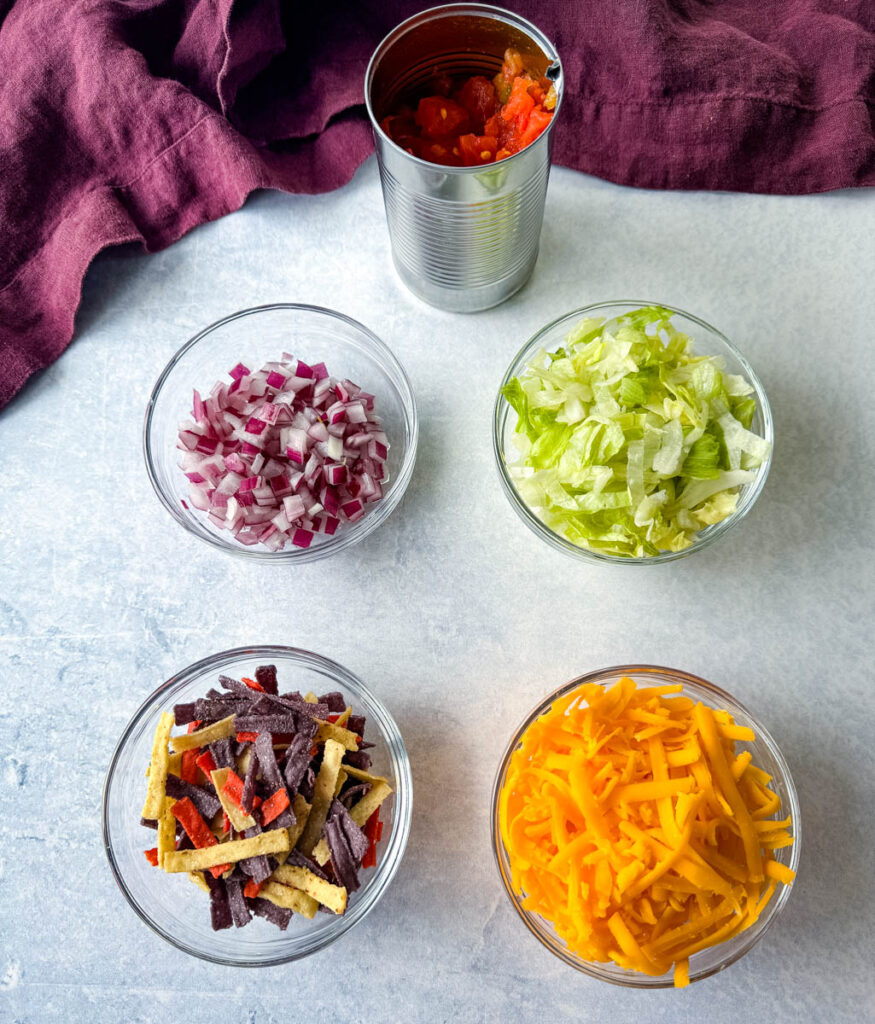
1,158 -> 874,1023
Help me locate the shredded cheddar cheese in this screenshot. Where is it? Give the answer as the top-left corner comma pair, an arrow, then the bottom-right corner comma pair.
499,677 -> 795,986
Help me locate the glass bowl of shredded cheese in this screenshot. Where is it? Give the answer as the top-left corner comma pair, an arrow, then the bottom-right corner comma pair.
491,665 -> 800,987
492,301 -> 773,564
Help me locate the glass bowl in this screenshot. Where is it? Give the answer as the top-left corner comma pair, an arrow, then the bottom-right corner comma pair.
144,304 -> 418,562
491,665 -> 800,987
492,300 -> 774,565
103,645 -> 413,966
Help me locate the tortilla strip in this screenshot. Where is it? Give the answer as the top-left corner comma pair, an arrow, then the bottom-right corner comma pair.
272,864 -> 347,915
142,712 -> 174,818
237,747 -> 252,776
334,706 -> 352,728
342,764 -> 389,787
297,738 -> 345,854
333,769 -> 348,799
311,781 -> 393,866
346,781 -> 393,827
188,871 -> 210,893
274,795 -> 311,867
303,692 -> 319,703
169,715 -> 235,752
260,882 -> 318,918
162,829 -> 289,873
156,797 -> 177,868
148,751 -> 183,779
314,720 -> 358,751
210,767 -> 256,832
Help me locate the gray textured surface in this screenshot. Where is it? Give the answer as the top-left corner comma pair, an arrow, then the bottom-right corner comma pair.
1,158 -> 874,1023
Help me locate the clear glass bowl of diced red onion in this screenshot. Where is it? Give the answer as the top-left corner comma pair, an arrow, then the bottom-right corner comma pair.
102,645 -> 413,965
144,304 -> 418,561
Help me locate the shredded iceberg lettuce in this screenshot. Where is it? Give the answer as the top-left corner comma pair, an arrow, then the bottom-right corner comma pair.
500,306 -> 770,557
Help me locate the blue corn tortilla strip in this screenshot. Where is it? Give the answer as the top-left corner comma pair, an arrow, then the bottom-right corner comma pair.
225,878 -> 252,928
140,817 -> 158,830
254,733 -> 287,792
319,691 -> 346,713
331,799 -> 369,859
165,774 -> 222,820
254,664 -> 279,695
218,674 -> 258,699
283,732 -> 313,793
284,848 -> 330,881
264,808 -> 296,830
298,765 -> 316,803
342,749 -> 372,772
241,747 -> 259,814
209,737 -> 235,769
247,694 -> 278,716
347,714 -> 366,738
239,824 -> 273,883
205,873 -> 233,931
250,896 -> 293,931
339,782 -> 371,809
234,713 -> 300,734
323,800 -> 369,894
273,693 -> 329,718
172,702 -> 198,726
193,696 -> 248,722
324,824 -> 359,894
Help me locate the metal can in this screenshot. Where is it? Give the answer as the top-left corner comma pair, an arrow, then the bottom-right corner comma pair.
365,3 -> 563,313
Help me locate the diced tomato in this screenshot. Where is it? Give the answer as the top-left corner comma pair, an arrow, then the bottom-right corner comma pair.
420,138 -> 463,166
414,97 -> 470,140
501,76 -> 535,125
386,49 -> 552,168
456,75 -> 497,133
458,134 -> 499,166
483,113 -> 501,138
518,107 -> 553,149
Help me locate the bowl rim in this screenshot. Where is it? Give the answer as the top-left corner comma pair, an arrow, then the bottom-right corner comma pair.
142,302 -> 419,563
492,299 -> 774,565
364,2 -> 564,175
490,663 -> 801,987
102,644 -> 413,966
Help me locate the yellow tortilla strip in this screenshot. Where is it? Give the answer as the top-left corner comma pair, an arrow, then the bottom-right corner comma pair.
210,767 -> 256,832
347,781 -> 393,828
272,864 -> 347,915
312,781 -> 393,866
260,882 -> 318,918
274,795 -> 311,866
156,797 -> 177,869
237,747 -> 252,776
342,764 -> 389,787
297,738 -> 345,854
334,706 -> 352,727
314,720 -> 358,751
162,829 -> 289,873
169,715 -> 235,752
145,751 -> 182,779
333,769 -> 348,799
188,871 -> 209,893
303,692 -> 319,703
142,712 -> 174,819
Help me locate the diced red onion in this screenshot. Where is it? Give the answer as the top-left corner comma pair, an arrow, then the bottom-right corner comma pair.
176,354 -> 390,551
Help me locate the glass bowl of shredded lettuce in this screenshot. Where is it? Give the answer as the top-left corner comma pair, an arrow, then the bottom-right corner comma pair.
493,302 -> 773,563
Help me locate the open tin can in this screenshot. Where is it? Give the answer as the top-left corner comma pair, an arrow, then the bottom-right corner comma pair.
365,4 -> 563,313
